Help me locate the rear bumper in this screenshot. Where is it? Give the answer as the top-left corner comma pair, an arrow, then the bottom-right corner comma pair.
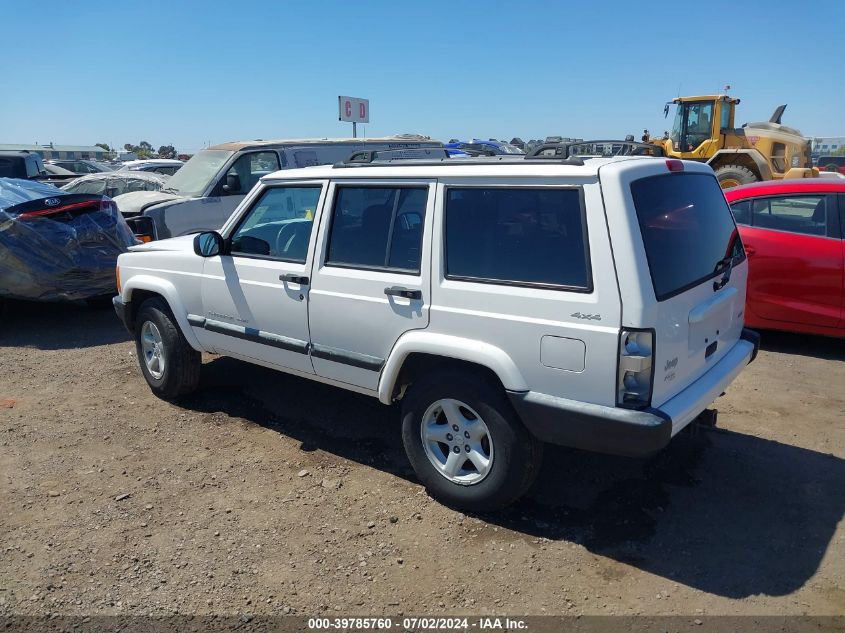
113,295 -> 132,333
508,328 -> 760,458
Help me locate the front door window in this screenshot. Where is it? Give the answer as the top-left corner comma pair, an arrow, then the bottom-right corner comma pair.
683,102 -> 713,151
230,186 -> 321,261
221,151 -> 280,196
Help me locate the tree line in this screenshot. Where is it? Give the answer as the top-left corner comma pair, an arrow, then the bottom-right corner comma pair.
95,142 -> 177,159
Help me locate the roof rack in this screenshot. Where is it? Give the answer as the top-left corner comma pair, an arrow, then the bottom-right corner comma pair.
344,148 -> 452,163
335,151 -> 585,168
526,139 -> 665,159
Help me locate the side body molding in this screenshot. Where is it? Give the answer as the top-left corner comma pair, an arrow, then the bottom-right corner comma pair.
122,275 -> 204,351
378,331 -> 528,405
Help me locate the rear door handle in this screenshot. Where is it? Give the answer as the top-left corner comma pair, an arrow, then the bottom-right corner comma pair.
384,286 -> 421,300
280,274 -> 309,285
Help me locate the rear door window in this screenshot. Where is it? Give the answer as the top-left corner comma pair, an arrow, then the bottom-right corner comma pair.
67,179 -> 106,195
444,187 -> 590,290
326,186 -> 428,273
631,173 -> 743,301
750,195 -> 828,236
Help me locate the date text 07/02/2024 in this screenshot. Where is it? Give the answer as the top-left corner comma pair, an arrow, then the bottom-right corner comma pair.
307,617 -> 528,630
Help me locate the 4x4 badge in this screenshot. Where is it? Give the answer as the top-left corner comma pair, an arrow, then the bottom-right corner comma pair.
571,312 -> 601,321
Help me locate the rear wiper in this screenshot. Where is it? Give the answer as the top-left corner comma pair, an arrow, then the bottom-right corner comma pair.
713,256 -> 734,291
713,256 -> 733,274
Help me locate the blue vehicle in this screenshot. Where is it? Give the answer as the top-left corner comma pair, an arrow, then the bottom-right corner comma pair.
444,139 -> 525,157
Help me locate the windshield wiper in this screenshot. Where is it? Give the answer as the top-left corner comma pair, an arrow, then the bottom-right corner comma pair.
713,256 -> 734,291
161,187 -> 179,194
713,256 -> 733,274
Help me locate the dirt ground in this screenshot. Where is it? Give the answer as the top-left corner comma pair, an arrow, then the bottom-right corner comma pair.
0,300 -> 843,618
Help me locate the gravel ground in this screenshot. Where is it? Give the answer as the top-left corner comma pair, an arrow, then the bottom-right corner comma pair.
0,300 -> 843,618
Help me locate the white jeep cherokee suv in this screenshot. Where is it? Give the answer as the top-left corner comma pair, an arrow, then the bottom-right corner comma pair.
113,154 -> 759,511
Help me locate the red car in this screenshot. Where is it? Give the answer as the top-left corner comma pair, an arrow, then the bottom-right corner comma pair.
724,179 -> 845,338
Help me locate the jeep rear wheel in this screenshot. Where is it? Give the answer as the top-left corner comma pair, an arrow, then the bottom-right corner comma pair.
135,298 -> 201,399
401,370 -> 542,512
714,164 -> 758,189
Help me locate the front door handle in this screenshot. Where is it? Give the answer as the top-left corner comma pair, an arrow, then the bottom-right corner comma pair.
384,286 -> 422,300
280,274 -> 309,285
744,246 -> 756,257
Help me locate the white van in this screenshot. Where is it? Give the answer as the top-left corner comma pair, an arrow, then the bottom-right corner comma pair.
114,136 -> 441,241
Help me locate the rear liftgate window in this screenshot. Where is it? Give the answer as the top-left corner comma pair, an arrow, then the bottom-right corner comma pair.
631,173 -> 743,301
445,187 -> 591,290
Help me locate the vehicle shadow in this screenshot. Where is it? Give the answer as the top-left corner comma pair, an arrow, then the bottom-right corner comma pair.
178,356 -> 844,600
0,299 -> 130,349
756,328 -> 845,361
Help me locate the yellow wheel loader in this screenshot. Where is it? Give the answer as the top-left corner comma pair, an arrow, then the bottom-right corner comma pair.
643,95 -> 817,188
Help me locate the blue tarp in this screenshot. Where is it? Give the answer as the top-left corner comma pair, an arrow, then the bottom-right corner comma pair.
0,178 -> 137,301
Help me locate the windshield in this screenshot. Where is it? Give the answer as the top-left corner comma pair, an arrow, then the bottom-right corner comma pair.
631,173 -> 743,301
670,105 -> 683,148
161,150 -> 233,197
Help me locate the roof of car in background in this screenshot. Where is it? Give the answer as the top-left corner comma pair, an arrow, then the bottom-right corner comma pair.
0,178 -> 67,210
120,159 -> 184,166
64,171 -> 168,183
724,178 -> 845,200
208,136 -> 439,152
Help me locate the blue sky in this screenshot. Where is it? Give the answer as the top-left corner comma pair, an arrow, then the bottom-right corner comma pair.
1,0 -> 842,153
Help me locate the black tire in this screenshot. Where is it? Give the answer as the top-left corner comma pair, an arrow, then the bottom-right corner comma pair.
134,297 -> 201,399
824,163 -> 839,173
401,369 -> 542,512
714,164 -> 758,189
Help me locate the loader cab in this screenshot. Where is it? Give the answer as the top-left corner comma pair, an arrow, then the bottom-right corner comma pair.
667,96 -> 737,158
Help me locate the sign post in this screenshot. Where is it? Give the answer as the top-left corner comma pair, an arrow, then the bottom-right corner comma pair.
338,96 -> 370,138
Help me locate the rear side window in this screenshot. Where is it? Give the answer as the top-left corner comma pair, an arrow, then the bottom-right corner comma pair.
730,199 -> 751,225
750,195 -> 828,236
0,157 -> 19,178
66,179 -> 106,195
326,186 -> 428,273
445,187 -> 590,290
631,173 -> 743,301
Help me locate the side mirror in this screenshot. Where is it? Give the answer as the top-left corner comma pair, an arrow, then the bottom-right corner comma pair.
221,173 -> 241,194
193,231 -> 224,257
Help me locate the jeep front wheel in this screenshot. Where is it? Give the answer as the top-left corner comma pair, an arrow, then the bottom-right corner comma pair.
401,370 -> 542,512
135,298 -> 201,399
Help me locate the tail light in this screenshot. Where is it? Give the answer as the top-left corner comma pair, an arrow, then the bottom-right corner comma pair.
17,198 -> 118,220
116,265 -> 122,294
666,159 -> 685,172
617,328 -> 655,409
